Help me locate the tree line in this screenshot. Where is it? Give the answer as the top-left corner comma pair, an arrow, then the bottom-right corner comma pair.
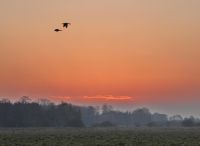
0,97 -> 199,127
81,104 -> 200,127
0,97 -> 83,127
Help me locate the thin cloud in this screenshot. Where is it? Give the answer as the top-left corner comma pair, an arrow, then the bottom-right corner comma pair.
83,95 -> 133,101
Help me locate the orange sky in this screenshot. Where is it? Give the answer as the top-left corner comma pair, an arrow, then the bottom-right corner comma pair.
0,0 -> 200,115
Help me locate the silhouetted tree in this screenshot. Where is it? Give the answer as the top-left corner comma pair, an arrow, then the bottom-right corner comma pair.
102,104 -> 113,114
132,108 -> 152,126
0,97 -> 83,127
151,113 -> 168,126
182,116 -> 195,127
169,115 -> 183,121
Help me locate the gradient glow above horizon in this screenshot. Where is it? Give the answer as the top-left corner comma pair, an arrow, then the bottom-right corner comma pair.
0,0 -> 200,116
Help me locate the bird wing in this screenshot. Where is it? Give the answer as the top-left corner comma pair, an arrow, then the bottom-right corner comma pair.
64,24 -> 68,28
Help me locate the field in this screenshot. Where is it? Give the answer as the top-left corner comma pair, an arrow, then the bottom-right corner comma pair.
0,128 -> 200,146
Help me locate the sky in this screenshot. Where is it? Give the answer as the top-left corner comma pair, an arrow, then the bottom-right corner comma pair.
0,0 -> 200,116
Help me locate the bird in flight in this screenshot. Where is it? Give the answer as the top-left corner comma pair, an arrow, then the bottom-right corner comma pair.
54,29 -> 62,32
62,22 -> 71,29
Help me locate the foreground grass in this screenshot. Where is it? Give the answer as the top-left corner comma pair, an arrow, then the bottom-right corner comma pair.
0,127 -> 200,146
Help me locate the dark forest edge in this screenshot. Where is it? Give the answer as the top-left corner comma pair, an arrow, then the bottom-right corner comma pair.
0,96 -> 200,128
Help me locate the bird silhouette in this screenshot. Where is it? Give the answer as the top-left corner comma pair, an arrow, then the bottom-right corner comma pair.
54,29 -> 62,32
62,22 -> 71,29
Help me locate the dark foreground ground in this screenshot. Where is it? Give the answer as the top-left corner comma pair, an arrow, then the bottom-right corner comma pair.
0,127 -> 200,146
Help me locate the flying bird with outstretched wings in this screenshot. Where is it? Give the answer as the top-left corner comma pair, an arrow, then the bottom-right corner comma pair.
62,22 -> 71,29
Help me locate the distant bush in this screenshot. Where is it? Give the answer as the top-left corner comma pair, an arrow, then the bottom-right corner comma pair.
182,117 -> 195,127
93,121 -> 116,127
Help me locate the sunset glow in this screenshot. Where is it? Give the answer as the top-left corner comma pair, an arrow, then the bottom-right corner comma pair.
0,0 -> 200,115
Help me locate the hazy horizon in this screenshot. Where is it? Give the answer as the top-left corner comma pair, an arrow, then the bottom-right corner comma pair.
0,96 -> 199,118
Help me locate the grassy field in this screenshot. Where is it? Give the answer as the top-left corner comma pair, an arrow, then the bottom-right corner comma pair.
0,127 -> 200,146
